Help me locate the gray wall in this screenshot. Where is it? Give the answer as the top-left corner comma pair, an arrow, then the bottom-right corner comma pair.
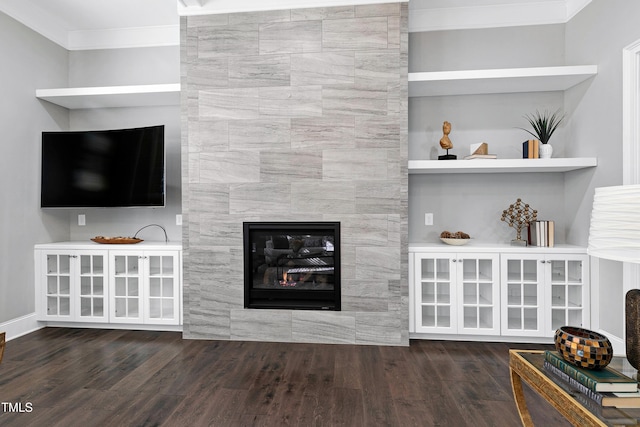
0,12 -> 69,324
182,3 -> 409,346
66,47 -> 182,242
564,0 -> 640,244
564,0 -> 640,339
408,25 -> 576,244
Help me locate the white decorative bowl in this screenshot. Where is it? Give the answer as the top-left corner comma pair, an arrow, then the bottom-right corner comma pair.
440,238 -> 470,246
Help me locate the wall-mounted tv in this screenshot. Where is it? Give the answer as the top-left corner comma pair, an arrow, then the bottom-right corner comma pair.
41,125 -> 165,208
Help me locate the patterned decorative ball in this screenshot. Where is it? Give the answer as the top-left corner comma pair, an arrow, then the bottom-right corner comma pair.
554,326 -> 613,369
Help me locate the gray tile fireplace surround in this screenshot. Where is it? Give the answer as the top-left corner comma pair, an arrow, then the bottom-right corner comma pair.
181,3 -> 409,346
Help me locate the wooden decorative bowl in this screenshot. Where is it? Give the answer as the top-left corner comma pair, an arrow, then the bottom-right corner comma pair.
554,326 -> 613,369
91,237 -> 143,244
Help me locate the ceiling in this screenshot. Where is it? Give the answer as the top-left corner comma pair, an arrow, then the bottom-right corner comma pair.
0,0 -> 591,50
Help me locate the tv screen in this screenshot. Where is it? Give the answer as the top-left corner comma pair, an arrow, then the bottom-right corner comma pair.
41,125 -> 165,208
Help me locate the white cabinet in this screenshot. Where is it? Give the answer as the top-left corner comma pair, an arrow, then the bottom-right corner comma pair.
412,251 -> 500,336
36,250 -> 109,322
110,250 -> 180,325
35,242 -> 182,329
410,244 -> 589,341
501,253 -> 589,338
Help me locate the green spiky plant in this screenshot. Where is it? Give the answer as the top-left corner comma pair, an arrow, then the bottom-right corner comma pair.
519,109 -> 565,144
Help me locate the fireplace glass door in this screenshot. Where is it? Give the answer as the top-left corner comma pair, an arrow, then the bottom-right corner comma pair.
244,222 -> 340,310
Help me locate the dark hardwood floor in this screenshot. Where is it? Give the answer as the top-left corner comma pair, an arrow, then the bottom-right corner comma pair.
0,328 -> 569,426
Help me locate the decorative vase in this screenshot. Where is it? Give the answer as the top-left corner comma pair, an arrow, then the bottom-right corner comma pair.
554,326 -> 613,369
539,143 -> 553,158
626,289 -> 640,369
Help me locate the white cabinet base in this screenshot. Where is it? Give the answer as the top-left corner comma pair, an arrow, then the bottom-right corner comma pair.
41,322 -> 183,333
410,243 -> 589,342
35,241 -> 183,331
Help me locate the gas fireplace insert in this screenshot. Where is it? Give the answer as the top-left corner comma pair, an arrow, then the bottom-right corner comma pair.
243,222 -> 340,310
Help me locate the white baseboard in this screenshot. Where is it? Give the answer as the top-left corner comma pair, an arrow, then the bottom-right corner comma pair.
0,313 -> 42,341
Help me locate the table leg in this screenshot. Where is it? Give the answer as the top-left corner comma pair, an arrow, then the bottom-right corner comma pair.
510,367 -> 535,427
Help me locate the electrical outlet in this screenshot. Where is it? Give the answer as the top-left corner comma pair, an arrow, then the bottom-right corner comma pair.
425,213 -> 433,226
176,214 -> 183,225
78,214 -> 86,226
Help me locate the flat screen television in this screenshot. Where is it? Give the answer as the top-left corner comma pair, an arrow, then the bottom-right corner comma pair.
41,125 -> 165,208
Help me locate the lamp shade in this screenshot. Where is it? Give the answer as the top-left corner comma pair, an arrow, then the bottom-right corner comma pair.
588,184 -> 640,263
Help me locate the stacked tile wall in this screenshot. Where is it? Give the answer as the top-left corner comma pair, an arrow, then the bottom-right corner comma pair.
181,3 -> 408,345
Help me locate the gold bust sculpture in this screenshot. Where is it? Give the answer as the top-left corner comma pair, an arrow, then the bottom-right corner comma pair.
440,121 -> 453,150
438,121 -> 456,160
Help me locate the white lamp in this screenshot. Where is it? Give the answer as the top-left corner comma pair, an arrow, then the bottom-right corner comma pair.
589,184 -> 640,262
588,184 -> 640,369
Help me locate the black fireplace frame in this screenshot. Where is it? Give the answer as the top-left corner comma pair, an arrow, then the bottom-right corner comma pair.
243,221 -> 341,311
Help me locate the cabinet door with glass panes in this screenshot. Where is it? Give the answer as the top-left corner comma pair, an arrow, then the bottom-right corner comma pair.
109,250 -> 181,325
501,253 -> 589,337
110,251 -> 145,323
457,254 -> 500,336
545,254 -> 589,335
37,250 -> 108,322
501,255 -> 546,337
143,251 -> 180,325
413,252 -> 499,335
413,253 -> 457,334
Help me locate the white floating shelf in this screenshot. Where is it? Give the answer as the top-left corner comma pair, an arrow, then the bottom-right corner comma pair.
36,83 -> 181,109
408,65 -> 597,97
408,157 -> 597,174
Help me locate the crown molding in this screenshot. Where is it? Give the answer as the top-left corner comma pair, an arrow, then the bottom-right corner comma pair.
0,1 -> 179,50
1,0 -> 592,49
409,0 -> 592,33
0,0 -> 68,47
178,0 -> 404,16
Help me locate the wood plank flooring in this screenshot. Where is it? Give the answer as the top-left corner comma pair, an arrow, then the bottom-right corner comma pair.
0,328 -> 570,426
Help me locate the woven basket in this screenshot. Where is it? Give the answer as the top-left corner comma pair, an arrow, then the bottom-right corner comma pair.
555,326 -> 613,369
0,332 -> 5,364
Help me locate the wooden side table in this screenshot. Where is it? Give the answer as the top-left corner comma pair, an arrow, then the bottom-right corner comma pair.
509,349 -> 640,427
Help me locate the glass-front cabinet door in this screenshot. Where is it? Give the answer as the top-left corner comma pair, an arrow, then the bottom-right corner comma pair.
501,255 -> 545,337
110,250 -> 181,325
546,254 -> 589,335
78,253 -> 108,322
43,252 -> 73,320
458,255 -> 500,336
413,252 -> 499,335
414,254 -> 456,334
501,253 -> 589,337
144,252 -> 180,325
110,253 -> 143,323
39,250 -> 108,322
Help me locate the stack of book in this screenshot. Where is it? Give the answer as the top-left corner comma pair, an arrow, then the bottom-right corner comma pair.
543,350 -> 640,409
528,220 -> 554,247
523,139 -> 541,158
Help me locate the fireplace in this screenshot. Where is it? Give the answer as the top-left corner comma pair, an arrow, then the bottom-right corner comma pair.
243,222 -> 340,310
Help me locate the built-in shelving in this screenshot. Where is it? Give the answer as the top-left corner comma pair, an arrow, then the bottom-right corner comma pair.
408,65 -> 597,97
36,83 -> 181,109
408,157 -> 597,174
